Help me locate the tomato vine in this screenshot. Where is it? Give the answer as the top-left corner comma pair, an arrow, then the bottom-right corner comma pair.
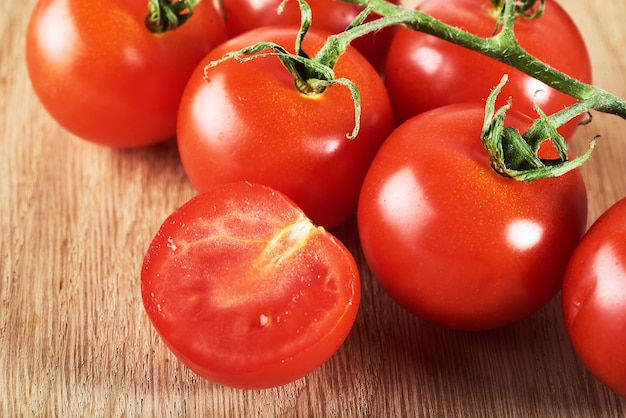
147,0 -> 626,181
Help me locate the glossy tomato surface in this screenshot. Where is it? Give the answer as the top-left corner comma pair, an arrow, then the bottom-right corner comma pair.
218,0 -> 397,71
562,197 -> 626,399
26,0 -> 226,147
357,103 -> 588,331
141,182 -> 360,389
177,26 -> 394,230
384,0 -> 592,138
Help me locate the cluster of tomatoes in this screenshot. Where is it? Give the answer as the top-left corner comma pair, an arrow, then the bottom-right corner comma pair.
26,0 -> 626,396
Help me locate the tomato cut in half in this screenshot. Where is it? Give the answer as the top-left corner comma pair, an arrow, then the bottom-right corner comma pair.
141,182 -> 360,389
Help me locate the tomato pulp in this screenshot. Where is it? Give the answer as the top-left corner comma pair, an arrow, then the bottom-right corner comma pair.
141,182 -> 360,389
357,103 -> 588,331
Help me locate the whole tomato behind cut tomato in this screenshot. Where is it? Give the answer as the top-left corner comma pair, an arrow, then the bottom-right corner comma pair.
25,0 -> 227,147
217,0 -> 397,71
177,26 -> 394,230
141,182 -> 360,389
357,103 -> 588,331
384,0 -> 592,139
562,197 -> 626,399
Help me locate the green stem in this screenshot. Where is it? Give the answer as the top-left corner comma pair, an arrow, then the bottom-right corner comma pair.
314,12 -> 409,67
523,96 -> 605,149
178,0 -> 626,179
154,0 -> 626,122
157,0 -> 626,123
341,0 -> 626,120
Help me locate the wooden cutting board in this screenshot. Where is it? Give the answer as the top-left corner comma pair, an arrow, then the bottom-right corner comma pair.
3,0 -> 626,415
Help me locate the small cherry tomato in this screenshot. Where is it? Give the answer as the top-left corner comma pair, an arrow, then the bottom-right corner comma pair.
177,26 -> 394,230
562,197 -> 626,399
26,0 -> 227,147
357,103 -> 587,331
141,182 -> 360,389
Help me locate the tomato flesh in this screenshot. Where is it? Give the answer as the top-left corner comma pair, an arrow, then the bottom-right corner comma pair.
562,197 -> 626,399
141,182 -> 360,389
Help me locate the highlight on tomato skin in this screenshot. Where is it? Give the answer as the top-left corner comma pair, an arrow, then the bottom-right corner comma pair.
141,181 -> 360,389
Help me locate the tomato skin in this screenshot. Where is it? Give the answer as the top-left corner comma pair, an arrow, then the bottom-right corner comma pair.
384,0 -> 592,138
141,182 -> 360,389
25,0 -> 227,147
562,198 -> 626,399
357,103 -> 587,331
177,26 -> 394,230
218,0 -> 397,71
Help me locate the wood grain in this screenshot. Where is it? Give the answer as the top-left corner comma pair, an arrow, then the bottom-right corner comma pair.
2,0 -> 626,416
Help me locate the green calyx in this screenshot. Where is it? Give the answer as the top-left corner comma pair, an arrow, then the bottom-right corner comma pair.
481,75 -> 597,182
204,0 -> 363,139
145,0 -> 197,34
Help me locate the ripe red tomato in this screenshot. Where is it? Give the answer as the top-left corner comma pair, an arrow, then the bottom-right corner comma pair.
217,0 -> 397,71
141,182 -> 360,389
562,197 -> 626,399
357,103 -> 587,331
177,26 -> 394,230
384,0 -> 592,139
25,0 -> 227,147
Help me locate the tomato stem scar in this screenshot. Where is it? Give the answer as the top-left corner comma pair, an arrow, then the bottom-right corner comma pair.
145,0 -> 199,33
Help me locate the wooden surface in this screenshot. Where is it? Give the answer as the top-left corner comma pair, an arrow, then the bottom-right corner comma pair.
3,0 -> 626,416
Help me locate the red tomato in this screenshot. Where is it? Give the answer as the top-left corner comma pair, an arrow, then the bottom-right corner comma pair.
141,182 -> 360,389
25,0 -> 227,147
384,0 -> 592,139
562,197 -> 626,399
177,26 -> 394,230
357,103 -> 587,331
218,0 -> 397,71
